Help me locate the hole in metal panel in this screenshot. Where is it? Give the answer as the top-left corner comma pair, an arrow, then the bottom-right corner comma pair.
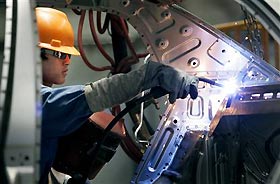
187,96 -> 204,119
250,93 -> 260,100
263,92 -> 273,99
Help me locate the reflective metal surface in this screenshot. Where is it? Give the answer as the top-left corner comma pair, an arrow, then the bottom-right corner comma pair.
2,0 -> 280,183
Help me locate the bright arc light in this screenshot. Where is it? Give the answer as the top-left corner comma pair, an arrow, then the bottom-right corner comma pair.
220,78 -> 239,95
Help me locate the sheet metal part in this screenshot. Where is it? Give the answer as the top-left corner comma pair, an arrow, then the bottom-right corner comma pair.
35,1 -> 277,77
204,84 -> 280,184
11,0 -> 279,183
131,81 -> 225,183
210,83 -> 280,135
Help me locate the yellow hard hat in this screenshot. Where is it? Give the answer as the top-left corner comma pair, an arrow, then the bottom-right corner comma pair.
36,7 -> 80,55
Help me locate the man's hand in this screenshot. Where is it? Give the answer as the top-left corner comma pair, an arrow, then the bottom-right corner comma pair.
143,61 -> 198,103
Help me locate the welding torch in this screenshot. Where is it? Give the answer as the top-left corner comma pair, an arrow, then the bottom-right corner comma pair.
198,77 -> 224,87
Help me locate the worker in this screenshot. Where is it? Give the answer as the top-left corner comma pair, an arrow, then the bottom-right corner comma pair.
36,7 -> 199,184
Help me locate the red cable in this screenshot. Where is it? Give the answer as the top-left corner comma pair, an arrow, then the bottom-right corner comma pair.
93,12 -> 147,162
89,10 -> 115,66
77,10 -> 113,71
111,17 -> 149,73
137,53 -> 149,58
117,18 -> 149,60
119,18 -> 138,59
110,15 -> 127,37
75,10 -> 148,164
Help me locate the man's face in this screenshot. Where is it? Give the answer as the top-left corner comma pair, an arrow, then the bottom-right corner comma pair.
42,54 -> 69,86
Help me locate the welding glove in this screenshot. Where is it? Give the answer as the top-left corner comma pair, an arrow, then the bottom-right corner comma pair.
84,61 -> 198,112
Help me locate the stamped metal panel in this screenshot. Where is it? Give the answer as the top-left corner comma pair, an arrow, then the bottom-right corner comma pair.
131,83 -> 226,183
36,0 -> 280,84
33,1 -> 280,183
210,83 -> 280,135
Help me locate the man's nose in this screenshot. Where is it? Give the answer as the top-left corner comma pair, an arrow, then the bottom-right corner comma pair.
64,55 -> 71,65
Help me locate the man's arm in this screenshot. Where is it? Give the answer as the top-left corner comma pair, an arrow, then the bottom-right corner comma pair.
84,61 -> 198,112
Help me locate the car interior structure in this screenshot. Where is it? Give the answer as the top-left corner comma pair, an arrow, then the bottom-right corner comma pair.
0,0 -> 280,183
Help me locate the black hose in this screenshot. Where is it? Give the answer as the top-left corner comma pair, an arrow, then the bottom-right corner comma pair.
88,77 -> 223,170
88,87 -> 168,165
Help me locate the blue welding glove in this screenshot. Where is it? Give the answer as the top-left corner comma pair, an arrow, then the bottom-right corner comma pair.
84,60 -> 198,112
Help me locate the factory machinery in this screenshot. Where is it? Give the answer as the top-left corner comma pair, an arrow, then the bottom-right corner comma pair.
1,0 -> 280,183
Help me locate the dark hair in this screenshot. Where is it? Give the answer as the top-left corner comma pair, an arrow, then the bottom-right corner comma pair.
40,48 -> 48,60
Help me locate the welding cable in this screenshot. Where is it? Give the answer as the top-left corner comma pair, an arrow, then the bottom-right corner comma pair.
89,77 -> 224,165
113,54 -> 148,73
88,99 -> 143,164
119,18 -> 139,60
88,87 -> 168,165
89,10 -> 115,66
110,15 -> 128,37
72,8 -> 82,15
90,12 -> 148,73
111,16 -> 147,61
87,12 -> 148,159
111,103 -> 144,163
114,55 -> 139,73
113,53 -> 149,74
137,53 -> 149,58
96,11 -> 110,34
111,16 -> 149,73
120,20 -> 149,60
78,10 -> 113,71
111,105 -> 143,163
91,11 -> 149,73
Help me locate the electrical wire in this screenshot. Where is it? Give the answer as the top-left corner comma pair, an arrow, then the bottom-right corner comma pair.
77,10 -> 148,73
96,11 -> 110,34
87,77 -> 223,166
89,10 -> 115,66
89,87 -> 169,166
72,8 -> 82,15
77,10 -> 113,71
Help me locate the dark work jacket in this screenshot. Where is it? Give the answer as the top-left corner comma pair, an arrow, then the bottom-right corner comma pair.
40,85 -> 92,184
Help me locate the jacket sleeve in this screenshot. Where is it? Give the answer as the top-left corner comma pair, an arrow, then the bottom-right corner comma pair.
84,61 -> 199,111
84,64 -> 146,112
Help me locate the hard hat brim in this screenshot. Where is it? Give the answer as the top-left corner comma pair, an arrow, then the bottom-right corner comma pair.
39,43 -> 80,56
